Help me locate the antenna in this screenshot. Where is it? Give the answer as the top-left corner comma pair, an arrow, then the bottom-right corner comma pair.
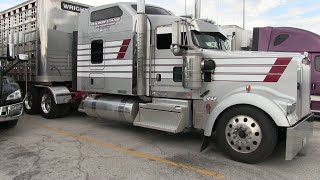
243,0 -> 245,29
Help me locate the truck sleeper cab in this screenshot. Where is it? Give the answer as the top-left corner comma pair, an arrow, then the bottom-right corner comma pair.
77,2 -> 314,163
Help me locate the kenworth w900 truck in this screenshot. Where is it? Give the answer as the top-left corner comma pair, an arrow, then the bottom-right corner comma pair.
0,0 -> 314,163
76,1 -> 313,163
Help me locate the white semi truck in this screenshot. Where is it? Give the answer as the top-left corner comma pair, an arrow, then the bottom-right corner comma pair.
0,0 -> 314,163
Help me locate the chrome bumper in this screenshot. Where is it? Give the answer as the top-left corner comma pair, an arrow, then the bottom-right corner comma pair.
0,102 -> 23,122
285,113 -> 314,160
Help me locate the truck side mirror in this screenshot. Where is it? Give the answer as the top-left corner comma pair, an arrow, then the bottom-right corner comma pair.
171,21 -> 183,56
6,43 -> 15,61
172,21 -> 181,45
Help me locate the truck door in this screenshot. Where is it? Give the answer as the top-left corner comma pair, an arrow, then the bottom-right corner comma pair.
150,26 -> 192,99
310,53 -> 320,114
89,39 -> 105,89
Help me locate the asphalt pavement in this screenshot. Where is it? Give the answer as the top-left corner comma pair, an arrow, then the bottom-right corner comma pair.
0,112 -> 319,180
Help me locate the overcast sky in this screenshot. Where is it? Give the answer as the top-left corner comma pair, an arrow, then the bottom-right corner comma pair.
1,0 -> 320,34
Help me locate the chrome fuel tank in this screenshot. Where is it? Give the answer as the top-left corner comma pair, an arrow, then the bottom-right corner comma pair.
81,95 -> 141,123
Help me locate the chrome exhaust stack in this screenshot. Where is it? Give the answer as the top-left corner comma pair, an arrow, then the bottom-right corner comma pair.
136,0 -> 147,97
194,0 -> 201,19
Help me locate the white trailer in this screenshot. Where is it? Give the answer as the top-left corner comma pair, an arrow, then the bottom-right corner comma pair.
222,25 -> 253,51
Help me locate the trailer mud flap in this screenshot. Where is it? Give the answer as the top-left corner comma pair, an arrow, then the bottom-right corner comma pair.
285,113 -> 314,160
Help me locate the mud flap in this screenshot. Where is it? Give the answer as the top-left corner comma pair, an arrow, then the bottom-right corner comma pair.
200,136 -> 210,152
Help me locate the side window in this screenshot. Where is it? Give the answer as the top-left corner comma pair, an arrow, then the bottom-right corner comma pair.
173,67 -> 182,82
274,34 -> 289,46
91,40 -> 103,64
156,32 -> 188,49
91,6 -> 123,22
315,56 -> 320,72
157,33 -> 172,49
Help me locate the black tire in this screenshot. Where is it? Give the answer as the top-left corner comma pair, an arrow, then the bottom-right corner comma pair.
23,87 -> 40,114
1,119 -> 18,129
40,89 -> 71,119
216,105 -> 278,164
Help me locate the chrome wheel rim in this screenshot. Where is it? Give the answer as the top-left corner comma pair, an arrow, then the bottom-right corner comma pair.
24,91 -> 32,110
41,94 -> 51,114
225,115 -> 262,153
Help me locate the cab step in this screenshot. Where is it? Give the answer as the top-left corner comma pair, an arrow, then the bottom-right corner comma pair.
133,98 -> 192,133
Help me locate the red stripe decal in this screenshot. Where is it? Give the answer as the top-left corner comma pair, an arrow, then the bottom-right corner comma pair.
264,75 -> 282,82
274,57 -> 292,65
264,57 -> 292,82
268,66 -> 287,74
117,39 -> 131,59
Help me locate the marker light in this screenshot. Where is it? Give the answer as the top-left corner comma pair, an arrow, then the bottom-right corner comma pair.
246,85 -> 251,92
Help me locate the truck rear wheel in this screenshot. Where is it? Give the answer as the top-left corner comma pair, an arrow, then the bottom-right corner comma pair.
40,89 -> 71,119
24,87 -> 40,114
1,119 -> 18,129
216,105 -> 278,164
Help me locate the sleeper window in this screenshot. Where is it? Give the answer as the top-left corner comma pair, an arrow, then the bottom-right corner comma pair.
91,6 -> 123,22
274,34 -> 289,46
91,40 -> 103,64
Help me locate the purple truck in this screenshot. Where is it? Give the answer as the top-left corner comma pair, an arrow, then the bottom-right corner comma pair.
252,27 -> 320,117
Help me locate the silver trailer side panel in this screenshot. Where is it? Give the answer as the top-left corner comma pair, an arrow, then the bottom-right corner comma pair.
0,0 -> 90,83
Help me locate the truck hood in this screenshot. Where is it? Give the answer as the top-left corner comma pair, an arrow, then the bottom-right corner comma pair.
202,49 -> 303,59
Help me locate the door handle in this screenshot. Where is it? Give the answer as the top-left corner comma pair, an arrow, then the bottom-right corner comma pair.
312,83 -> 316,90
91,78 -> 94,85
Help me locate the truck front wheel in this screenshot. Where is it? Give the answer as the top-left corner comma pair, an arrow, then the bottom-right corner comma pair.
216,105 -> 278,164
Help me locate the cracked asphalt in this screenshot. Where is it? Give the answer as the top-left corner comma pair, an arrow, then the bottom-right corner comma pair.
0,112 -> 319,180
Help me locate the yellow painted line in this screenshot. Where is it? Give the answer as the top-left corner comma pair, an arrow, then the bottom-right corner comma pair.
27,120 -> 225,179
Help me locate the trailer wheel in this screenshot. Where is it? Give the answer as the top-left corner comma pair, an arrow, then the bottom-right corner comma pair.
24,87 -> 40,114
216,105 -> 278,164
40,89 -> 71,119
40,89 -> 56,119
1,120 -> 18,129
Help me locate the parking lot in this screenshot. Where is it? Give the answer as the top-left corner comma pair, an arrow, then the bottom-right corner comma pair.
0,113 -> 319,180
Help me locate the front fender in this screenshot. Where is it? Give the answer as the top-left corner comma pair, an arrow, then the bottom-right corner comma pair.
203,92 -> 290,136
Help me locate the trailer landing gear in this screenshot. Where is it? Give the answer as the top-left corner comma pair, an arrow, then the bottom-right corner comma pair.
24,87 -> 40,114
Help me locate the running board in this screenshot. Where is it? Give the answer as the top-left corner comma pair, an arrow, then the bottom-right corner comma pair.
134,98 -> 192,133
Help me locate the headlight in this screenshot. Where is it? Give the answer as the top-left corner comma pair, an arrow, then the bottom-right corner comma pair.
6,90 -> 22,101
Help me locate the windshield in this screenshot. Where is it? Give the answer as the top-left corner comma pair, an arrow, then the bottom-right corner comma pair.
191,31 -> 229,50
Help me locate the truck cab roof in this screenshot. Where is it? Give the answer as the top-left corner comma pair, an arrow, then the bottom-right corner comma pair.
88,2 -> 173,16
253,27 -> 320,53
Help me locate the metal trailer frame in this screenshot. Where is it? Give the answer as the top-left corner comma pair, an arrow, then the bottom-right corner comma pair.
0,0 -> 91,114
